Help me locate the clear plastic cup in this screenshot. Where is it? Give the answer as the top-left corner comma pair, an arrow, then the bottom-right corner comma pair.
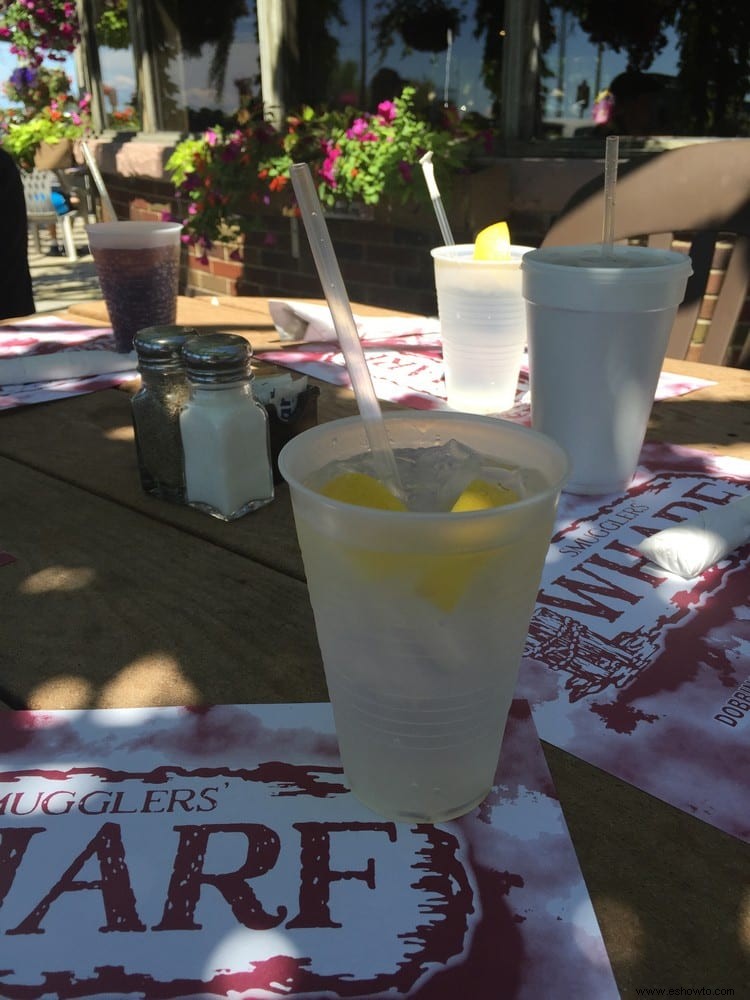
279,410 -> 568,822
522,243 -> 692,495
86,222 -> 183,353
431,244 -> 534,415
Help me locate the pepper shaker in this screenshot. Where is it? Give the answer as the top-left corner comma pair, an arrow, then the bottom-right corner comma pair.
131,325 -> 197,503
180,333 -> 274,520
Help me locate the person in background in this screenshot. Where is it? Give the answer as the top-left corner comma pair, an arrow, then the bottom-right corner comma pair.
594,71 -> 666,135
46,180 -> 80,256
0,147 -> 35,320
575,79 -> 591,118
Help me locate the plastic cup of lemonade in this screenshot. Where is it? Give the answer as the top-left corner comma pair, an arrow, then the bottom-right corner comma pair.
86,222 -> 183,353
522,243 -> 692,495
279,410 -> 568,822
431,242 -> 534,415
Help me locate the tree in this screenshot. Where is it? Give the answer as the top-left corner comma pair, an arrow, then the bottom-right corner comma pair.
553,0 -> 678,71
673,1 -> 750,134
552,0 -> 750,135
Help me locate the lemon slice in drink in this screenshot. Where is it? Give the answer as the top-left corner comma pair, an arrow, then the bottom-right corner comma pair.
414,478 -> 520,610
451,477 -> 520,512
326,474 -> 518,613
473,221 -> 511,261
321,471 -> 407,511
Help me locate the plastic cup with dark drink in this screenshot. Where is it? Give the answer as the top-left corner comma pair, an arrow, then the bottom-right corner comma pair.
86,222 -> 183,353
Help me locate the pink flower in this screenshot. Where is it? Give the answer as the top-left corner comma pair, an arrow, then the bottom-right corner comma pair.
346,117 -> 378,142
377,100 -> 397,124
204,128 -> 219,147
319,141 -> 342,186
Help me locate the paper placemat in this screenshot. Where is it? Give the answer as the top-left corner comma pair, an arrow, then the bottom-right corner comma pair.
256,335 -> 716,416
1,316 -> 138,409
0,701 -> 616,999
520,441 -> 750,842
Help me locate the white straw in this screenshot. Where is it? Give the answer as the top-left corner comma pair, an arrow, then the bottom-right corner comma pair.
419,151 -> 455,246
601,134 -> 619,257
290,163 -> 404,498
80,141 -> 117,222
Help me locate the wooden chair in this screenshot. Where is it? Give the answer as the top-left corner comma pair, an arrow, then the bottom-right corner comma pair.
20,168 -> 79,262
541,140 -> 750,366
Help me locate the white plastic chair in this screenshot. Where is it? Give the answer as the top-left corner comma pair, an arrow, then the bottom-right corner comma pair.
20,168 -> 79,262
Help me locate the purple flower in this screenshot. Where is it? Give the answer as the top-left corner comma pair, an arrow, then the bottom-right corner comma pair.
220,143 -> 241,163
9,66 -> 36,89
397,161 -> 413,183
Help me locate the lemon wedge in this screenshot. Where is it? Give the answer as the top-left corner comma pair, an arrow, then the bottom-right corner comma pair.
320,471 -> 407,511
473,221 -> 511,261
451,478 -> 520,512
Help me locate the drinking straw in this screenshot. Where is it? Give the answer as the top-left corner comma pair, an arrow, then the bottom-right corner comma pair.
419,151 -> 455,247
601,134 -> 620,256
290,163 -> 404,498
80,141 -> 118,222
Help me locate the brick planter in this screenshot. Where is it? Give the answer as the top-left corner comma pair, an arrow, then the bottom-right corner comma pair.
180,208 -> 444,316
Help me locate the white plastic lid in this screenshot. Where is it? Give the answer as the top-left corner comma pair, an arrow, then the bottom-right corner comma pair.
85,221 -> 183,249
521,243 -> 693,311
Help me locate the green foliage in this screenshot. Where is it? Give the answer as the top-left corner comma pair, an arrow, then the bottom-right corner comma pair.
165,86 -> 490,260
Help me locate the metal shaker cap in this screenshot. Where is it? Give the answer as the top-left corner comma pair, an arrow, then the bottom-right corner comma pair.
182,333 -> 254,384
134,326 -> 198,372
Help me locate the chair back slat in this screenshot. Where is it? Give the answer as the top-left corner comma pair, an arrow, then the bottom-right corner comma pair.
702,235 -> 750,365
542,140 -> 750,365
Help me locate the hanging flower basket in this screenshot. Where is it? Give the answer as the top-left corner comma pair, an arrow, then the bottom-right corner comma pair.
399,7 -> 461,52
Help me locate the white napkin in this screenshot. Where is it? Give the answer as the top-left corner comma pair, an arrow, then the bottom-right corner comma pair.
0,350 -> 137,385
268,299 -> 439,343
638,494 -> 750,577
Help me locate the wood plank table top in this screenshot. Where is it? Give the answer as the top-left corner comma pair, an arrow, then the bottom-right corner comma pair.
1,296 -> 749,995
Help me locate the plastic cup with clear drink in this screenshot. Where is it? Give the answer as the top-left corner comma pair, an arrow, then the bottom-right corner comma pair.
522,243 -> 692,495
431,243 -> 534,415
279,410 -> 568,823
86,222 -> 183,353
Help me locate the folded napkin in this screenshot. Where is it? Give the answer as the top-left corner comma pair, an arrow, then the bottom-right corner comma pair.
268,299 -> 440,343
0,349 -> 137,385
638,494 -> 750,577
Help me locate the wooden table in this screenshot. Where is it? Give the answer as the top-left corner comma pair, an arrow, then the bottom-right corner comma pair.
1,296 -> 749,995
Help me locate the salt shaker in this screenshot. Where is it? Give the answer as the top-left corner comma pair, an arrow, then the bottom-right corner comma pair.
180,333 -> 274,520
131,325 -> 197,503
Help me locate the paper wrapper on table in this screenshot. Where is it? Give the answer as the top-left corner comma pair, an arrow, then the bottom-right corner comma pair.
268,298 -> 439,343
638,493 -> 750,577
0,349 -> 137,385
